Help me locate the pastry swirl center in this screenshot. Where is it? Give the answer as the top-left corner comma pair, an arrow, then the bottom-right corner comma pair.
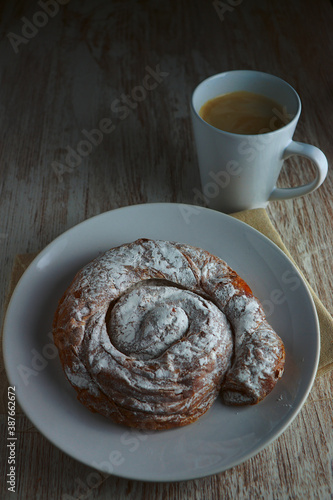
107,284 -> 226,360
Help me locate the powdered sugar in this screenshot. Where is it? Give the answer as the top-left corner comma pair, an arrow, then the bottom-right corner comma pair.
109,284 -> 225,361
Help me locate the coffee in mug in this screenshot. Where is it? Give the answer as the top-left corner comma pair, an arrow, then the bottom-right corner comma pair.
199,91 -> 290,135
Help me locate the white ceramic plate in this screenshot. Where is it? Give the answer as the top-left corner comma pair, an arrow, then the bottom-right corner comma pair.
3,203 -> 319,482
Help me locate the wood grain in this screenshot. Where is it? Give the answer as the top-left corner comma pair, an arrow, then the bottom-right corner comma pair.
1,0 -> 333,498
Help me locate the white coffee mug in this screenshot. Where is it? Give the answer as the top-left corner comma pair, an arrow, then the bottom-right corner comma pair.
191,70 -> 328,213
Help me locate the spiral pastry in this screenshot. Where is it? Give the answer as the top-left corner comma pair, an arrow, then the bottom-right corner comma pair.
53,238 -> 285,430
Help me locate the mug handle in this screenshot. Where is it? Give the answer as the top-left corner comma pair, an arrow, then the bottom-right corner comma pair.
269,140 -> 328,201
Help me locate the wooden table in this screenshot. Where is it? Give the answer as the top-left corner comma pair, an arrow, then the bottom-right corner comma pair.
1,0 -> 333,498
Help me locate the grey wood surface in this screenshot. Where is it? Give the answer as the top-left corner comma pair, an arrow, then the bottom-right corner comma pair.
1,0 -> 333,498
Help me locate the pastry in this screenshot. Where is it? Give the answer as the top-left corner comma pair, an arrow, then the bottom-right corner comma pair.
53,238 -> 285,430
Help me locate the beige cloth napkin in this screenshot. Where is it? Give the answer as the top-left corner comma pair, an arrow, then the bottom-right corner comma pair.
1,208 -> 332,413
232,208 -> 333,377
